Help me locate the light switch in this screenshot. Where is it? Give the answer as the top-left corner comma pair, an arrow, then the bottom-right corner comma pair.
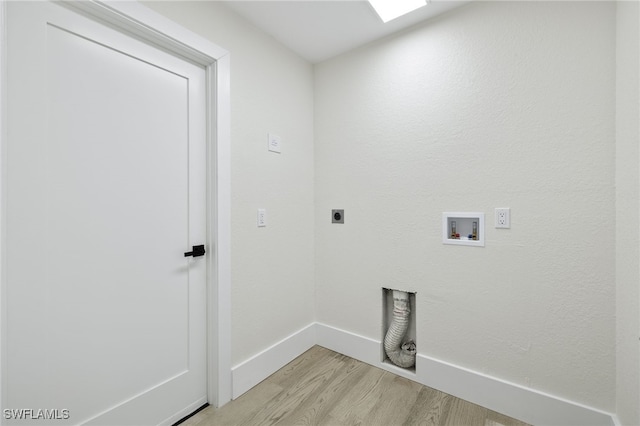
257,208 -> 266,227
268,133 -> 281,153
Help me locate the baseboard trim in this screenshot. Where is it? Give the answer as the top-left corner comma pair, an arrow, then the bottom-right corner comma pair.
231,323 -> 316,399
315,322 -> 615,426
232,322 -> 615,425
611,414 -> 622,426
315,320 -> 420,382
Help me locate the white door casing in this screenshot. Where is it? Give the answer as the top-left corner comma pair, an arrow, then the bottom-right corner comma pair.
0,1 -> 231,423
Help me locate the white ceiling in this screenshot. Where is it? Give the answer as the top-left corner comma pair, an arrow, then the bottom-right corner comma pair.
222,0 -> 471,63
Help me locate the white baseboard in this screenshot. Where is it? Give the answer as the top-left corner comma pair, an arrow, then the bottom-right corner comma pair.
231,323 -> 316,399
611,414 -> 622,426
315,320 -> 420,382
315,322 -> 615,426
231,322 -> 615,425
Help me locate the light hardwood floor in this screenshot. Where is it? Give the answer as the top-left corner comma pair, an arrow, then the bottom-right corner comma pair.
180,346 -> 530,426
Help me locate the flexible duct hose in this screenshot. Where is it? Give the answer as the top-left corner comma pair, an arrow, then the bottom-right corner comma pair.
384,290 -> 416,368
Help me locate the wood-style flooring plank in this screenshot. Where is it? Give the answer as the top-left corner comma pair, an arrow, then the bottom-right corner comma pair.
274,357 -> 370,426
441,398 -> 489,426
269,346 -> 337,389
360,375 -> 423,426
189,381 -> 283,426
188,346 -> 530,426
485,409 -> 531,426
403,387 -> 452,426
238,350 -> 346,426
326,366 -> 394,425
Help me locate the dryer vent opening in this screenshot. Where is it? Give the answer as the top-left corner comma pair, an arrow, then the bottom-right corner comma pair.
382,288 -> 416,371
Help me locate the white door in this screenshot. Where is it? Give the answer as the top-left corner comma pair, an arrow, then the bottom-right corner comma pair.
5,2 -> 207,425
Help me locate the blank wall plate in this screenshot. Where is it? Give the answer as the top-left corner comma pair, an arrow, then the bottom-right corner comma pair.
495,208 -> 510,229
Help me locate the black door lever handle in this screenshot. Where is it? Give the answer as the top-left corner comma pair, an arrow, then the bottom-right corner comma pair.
184,245 -> 205,257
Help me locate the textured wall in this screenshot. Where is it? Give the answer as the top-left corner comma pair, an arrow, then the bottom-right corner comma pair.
143,1 -> 316,366
615,1 -> 640,425
315,1 -> 616,411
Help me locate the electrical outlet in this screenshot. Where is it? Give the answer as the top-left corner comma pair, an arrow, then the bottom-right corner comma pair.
332,209 -> 344,224
495,208 -> 510,229
257,208 -> 266,227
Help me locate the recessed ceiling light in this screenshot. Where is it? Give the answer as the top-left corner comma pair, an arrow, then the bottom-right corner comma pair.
367,0 -> 428,23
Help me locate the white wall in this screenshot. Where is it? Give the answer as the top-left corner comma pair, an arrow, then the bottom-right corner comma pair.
315,1 -> 616,412
143,1 -> 635,421
143,1 -> 316,366
615,1 -> 640,425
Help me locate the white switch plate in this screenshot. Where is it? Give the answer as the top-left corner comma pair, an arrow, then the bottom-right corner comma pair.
268,133 -> 281,153
495,208 -> 510,229
257,208 -> 266,227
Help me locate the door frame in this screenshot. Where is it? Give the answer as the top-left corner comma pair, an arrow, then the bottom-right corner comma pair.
0,0 -> 232,413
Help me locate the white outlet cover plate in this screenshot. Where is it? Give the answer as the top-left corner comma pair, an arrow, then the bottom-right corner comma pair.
495,208 -> 510,229
268,133 -> 281,153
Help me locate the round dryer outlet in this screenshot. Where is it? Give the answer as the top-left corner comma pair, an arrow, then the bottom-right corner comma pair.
332,209 -> 344,224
